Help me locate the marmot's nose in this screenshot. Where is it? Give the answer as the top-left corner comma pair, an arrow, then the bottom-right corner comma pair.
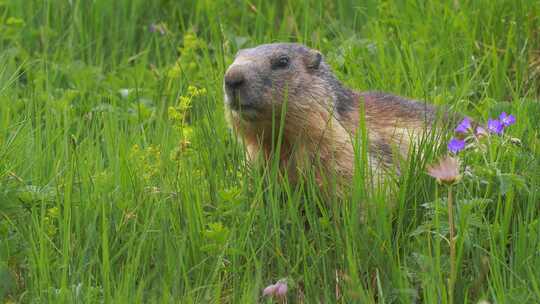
224,67 -> 245,90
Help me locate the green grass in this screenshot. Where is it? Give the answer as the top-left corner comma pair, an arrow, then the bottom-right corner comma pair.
1,0 -> 540,303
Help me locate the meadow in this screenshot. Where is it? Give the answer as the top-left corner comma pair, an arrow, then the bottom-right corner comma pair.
1,0 -> 540,303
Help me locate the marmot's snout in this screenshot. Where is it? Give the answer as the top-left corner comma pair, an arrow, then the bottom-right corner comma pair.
224,63 -> 259,113
224,66 -> 245,91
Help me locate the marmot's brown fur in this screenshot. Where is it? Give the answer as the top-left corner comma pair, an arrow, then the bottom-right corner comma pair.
223,43 -> 438,189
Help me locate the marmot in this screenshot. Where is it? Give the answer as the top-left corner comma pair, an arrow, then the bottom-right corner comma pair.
223,43 -> 438,189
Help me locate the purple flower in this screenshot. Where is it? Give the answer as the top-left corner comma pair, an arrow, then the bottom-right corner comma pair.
487,119 -> 504,134
263,284 -> 278,296
263,280 -> 288,298
448,138 -> 466,154
275,281 -> 288,297
427,156 -> 461,184
476,126 -> 488,138
149,23 -> 167,35
455,117 -> 472,133
499,112 -> 516,127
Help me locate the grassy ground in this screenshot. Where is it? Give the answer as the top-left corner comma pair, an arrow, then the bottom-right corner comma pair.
1,0 -> 540,303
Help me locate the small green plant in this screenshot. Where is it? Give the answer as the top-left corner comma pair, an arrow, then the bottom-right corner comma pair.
427,112 -> 522,303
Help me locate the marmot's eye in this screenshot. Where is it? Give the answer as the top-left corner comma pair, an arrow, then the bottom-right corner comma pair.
272,55 -> 290,69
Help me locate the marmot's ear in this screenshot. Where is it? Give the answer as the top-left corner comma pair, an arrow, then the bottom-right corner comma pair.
306,50 -> 322,70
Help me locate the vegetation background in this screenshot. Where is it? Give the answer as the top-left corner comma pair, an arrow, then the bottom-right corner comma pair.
1,0 -> 540,303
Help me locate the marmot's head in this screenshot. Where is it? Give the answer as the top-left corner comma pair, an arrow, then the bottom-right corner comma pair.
224,43 -> 342,122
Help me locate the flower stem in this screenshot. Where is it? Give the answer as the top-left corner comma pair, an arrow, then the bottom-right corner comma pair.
447,185 -> 456,304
